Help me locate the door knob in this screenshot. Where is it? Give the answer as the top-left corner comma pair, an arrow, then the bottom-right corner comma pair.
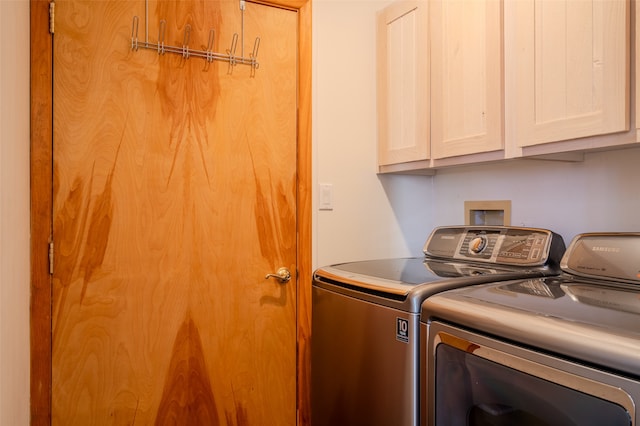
265,267 -> 291,283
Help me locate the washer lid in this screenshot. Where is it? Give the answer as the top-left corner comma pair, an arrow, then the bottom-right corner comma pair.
315,257 -> 521,296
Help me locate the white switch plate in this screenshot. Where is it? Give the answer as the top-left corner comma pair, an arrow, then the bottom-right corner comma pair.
319,183 -> 333,211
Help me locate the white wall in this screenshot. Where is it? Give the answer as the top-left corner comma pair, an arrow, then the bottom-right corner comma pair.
431,149 -> 640,245
0,0 -> 31,424
313,0 -> 640,267
313,0 -> 433,267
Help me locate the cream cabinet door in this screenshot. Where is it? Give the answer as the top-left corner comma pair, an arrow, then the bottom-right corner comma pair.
430,0 -> 504,159
512,0 -> 629,147
377,0 -> 430,167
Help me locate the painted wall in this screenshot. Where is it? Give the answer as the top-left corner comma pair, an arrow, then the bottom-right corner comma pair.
313,0 -> 433,267
431,149 -> 640,244
312,0 -> 640,268
0,0 -> 31,424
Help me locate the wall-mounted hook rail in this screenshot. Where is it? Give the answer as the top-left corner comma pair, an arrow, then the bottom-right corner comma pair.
130,16 -> 260,72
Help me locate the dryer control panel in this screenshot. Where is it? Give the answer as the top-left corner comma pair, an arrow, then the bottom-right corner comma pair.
424,226 -> 565,267
561,233 -> 640,284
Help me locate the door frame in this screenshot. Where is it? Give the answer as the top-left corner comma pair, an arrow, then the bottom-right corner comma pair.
29,0 -> 312,424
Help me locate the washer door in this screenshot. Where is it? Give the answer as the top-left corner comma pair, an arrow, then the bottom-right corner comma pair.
427,322 -> 638,426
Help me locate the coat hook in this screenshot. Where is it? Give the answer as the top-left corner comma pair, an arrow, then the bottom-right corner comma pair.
227,33 -> 239,73
228,33 -> 238,63
182,24 -> 191,59
251,37 -> 260,68
206,29 -> 215,63
131,16 -> 139,51
158,20 -> 166,55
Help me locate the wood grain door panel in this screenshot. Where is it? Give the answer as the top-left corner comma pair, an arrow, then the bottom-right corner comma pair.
52,1 -> 297,424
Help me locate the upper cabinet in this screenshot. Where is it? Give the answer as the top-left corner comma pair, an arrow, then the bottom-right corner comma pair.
377,0 -> 636,174
377,0 -> 504,173
509,0 -> 630,149
377,1 -> 430,171
430,0 -> 503,159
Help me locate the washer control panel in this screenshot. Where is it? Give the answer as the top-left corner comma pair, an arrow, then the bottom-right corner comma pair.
460,231 -> 499,260
424,226 -> 562,266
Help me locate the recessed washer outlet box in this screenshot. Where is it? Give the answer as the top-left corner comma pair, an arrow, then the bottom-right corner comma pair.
464,200 -> 511,226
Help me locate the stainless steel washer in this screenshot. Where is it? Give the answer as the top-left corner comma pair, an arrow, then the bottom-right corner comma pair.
421,233 -> 640,426
311,226 -> 565,426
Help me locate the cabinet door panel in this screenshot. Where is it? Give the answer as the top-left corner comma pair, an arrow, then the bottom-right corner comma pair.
431,0 -> 503,159
377,1 -> 430,166
514,0 -> 629,147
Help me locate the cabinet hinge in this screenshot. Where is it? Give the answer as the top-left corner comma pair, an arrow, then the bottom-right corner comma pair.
48,240 -> 54,275
49,1 -> 55,34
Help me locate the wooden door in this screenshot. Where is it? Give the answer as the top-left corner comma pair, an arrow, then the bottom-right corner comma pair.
51,0 -> 298,424
430,0 -> 503,159
511,0 -> 629,147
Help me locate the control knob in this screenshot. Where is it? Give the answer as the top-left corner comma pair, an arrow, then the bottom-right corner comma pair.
469,236 -> 488,254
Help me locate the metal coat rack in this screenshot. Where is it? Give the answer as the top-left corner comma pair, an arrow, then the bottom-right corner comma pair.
130,0 -> 260,74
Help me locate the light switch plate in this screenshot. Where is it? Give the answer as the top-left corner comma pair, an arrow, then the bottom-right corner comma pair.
319,183 -> 333,211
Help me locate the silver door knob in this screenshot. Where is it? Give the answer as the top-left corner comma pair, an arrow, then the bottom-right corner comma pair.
265,267 -> 291,283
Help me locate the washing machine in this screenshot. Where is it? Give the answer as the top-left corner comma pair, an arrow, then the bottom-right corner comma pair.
421,232 -> 640,426
311,226 -> 566,426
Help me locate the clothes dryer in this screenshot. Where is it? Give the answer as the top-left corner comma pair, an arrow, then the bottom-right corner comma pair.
421,233 -> 640,426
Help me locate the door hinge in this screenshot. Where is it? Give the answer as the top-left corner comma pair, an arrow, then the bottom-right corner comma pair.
49,1 -> 55,34
48,241 -> 54,275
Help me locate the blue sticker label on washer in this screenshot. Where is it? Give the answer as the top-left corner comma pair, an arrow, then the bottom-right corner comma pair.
396,317 -> 409,343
